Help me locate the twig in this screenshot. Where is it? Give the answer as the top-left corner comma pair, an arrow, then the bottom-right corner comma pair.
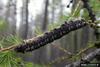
0,19 -> 87,53
69,1 -> 82,20
14,19 -> 87,53
48,55 -> 72,65
65,49 -> 100,67
48,43 -> 94,65
51,43 -> 72,55
81,0 -> 96,22
0,45 -> 17,52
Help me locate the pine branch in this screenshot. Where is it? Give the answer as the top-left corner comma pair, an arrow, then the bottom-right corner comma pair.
51,43 -> 72,55
0,20 -> 97,53
65,48 -> 100,67
0,45 -> 17,52
14,19 -> 87,53
0,19 -> 90,53
81,0 -> 100,63
81,0 -> 96,22
48,43 -> 94,65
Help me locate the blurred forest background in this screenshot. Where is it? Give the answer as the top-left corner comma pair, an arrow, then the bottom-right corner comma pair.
0,0 -> 100,67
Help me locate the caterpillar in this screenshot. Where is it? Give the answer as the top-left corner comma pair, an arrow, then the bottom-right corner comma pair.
14,19 -> 87,53
81,0 -> 96,22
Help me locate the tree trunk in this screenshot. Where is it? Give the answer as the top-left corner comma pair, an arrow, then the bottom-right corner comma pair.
5,0 -> 17,35
24,0 -> 29,39
35,0 -> 50,63
19,0 -> 29,39
42,0 -> 49,31
51,0 -> 55,23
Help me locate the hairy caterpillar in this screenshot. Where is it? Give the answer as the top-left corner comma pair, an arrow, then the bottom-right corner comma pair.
14,19 -> 87,53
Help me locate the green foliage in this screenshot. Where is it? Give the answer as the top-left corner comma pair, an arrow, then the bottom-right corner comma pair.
0,51 -> 21,67
25,63 -> 50,67
48,15 -> 70,31
0,0 -> 99,66
70,1 -> 82,19
90,0 -> 100,17
48,22 -> 60,30
0,35 -> 22,48
24,62 -> 34,67
34,27 -> 43,35
0,30 -> 50,67
0,51 -> 44,67
0,35 -> 23,67
0,19 -> 8,31
81,9 -> 90,21
60,15 -> 70,20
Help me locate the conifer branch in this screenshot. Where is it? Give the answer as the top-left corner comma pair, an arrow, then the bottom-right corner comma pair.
14,19 -> 87,53
65,49 -> 100,67
81,0 -> 96,22
1,19 -> 96,53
